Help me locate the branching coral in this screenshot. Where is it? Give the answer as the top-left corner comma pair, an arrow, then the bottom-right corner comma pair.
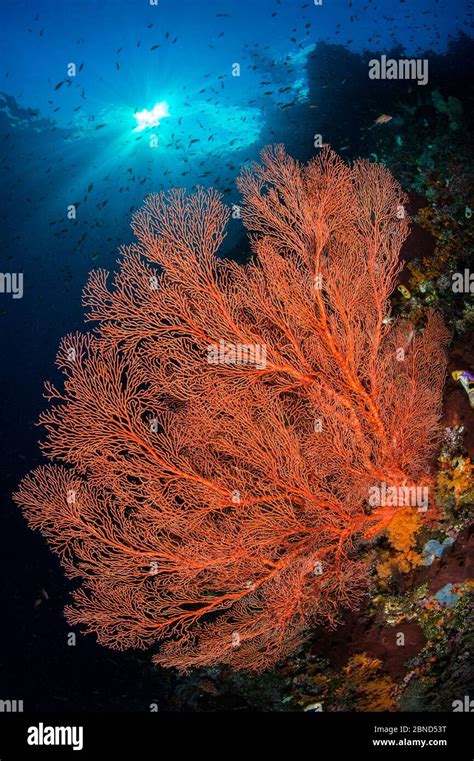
15,147 -> 449,671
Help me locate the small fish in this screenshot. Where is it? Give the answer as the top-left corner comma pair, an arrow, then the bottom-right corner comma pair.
54,80 -> 64,90
398,284 -> 411,299
34,587 -> 49,608
370,114 -> 393,128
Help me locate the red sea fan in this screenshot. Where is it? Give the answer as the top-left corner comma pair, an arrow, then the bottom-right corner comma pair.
14,147 -> 449,672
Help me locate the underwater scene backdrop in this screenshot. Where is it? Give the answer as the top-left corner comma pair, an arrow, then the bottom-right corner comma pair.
1,0 -> 473,714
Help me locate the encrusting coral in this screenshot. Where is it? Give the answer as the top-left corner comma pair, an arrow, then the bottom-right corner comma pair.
376,507 -> 424,582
